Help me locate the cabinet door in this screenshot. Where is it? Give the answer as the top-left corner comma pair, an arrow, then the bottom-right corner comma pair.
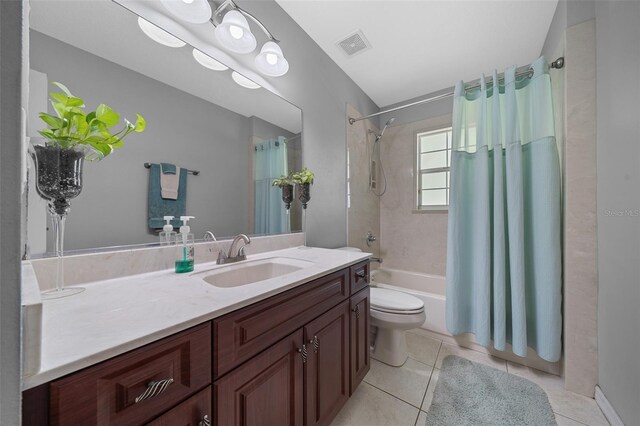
146,386 -> 211,426
214,329 -> 304,426
350,287 -> 370,394
304,300 -> 350,426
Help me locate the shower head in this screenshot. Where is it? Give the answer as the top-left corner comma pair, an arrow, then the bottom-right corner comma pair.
375,117 -> 395,142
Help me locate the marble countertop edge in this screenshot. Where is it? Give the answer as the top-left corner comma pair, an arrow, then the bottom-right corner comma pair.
22,247 -> 370,390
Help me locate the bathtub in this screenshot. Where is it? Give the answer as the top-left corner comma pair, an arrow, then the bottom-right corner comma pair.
371,267 -> 448,335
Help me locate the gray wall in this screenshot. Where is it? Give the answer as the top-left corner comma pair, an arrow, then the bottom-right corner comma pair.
0,1 -> 24,424
30,31 -> 299,250
596,1 -> 640,424
238,1 -> 379,248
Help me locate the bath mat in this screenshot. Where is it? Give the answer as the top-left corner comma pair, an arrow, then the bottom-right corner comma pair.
425,355 -> 556,426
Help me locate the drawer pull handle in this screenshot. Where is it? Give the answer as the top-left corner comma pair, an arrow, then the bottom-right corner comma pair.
199,415 -> 211,426
308,335 -> 319,354
297,344 -> 308,363
352,305 -> 360,319
356,270 -> 366,280
134,378 -> 174,403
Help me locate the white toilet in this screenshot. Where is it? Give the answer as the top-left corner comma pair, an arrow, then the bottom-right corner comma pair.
370,287 -> 426,366
337,247 -> 426,367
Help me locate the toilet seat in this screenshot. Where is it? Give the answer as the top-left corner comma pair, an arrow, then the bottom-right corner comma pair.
370,287 -> 424,315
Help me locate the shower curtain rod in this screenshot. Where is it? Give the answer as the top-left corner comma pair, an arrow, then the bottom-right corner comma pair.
348,57 -> 565,125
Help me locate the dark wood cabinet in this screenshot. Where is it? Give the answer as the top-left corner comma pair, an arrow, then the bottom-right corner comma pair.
22,261 -> 370,426
214,330 -> 304,426
146,386 -> 211,426
49,323 -> 211,426
350,287 -> 370,394
214,269 -> 349,378
304,301 -> 350,426
350,261 -> 370,295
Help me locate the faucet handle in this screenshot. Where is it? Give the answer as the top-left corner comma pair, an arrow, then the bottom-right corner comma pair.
217,250 -> 227,263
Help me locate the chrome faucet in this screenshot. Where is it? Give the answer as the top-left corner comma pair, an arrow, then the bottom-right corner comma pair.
217,234 -> 251,264
203,231 -> 217,242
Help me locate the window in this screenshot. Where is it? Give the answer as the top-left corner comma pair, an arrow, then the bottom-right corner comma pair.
416,127 -> 452,209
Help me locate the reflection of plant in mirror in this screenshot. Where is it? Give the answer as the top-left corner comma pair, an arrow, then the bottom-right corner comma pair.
38,82 -> 146,159
272,174 -> 295,187
292,168 -> 314,185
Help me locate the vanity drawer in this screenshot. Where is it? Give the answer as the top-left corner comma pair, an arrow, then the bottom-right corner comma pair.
350,261 -> 370,294
146,386 -> 211,426
213,269 -> 349,378
50,323 -> 211,426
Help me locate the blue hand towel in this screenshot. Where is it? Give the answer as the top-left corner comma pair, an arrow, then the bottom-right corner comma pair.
161,163 -> 176,174
148,163 -> 188,229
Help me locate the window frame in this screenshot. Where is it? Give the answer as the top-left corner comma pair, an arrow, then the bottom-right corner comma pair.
414,125 -> 453,212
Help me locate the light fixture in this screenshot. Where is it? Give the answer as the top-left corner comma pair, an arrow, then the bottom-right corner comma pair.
137,17 -> 186,48
231,71 -> 261,89
214,10 -> 257,54
255,41 -> 289,77
192,49 -> 229,71
160,0 -> 212,24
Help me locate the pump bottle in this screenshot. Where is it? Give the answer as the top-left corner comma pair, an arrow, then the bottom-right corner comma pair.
159,216 -> 176,246
175,216 -> 195,273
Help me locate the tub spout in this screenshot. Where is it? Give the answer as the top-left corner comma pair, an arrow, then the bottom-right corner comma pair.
371,257 -> 383,264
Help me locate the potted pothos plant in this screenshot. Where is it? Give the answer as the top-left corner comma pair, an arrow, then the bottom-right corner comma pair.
292,168 -> 314,209
272,174 -> 295,210
31,81 -> 146,298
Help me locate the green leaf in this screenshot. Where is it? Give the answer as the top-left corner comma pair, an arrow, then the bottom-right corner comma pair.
87,141 -> 113,157
111,139 -> 124,148
50,92 -> 69,105
38,129 -> 56,140
39,113 -> 64,129
95,104 -> 120,127
52,82 -> 73,97
66,97 -> 85,107
134,114 -> 146,132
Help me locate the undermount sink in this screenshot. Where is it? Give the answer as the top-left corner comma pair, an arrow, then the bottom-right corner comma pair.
196,257 -> 315,288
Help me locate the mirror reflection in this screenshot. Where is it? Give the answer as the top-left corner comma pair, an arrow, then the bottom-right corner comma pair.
27,0 -> 303,255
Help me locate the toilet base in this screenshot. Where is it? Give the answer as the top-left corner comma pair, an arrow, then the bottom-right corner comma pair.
371,328 -> 409,367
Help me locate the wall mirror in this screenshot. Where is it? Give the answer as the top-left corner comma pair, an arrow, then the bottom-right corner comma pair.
26,0 -> 303,256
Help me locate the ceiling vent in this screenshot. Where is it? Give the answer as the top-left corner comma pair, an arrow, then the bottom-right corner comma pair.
336,30 -> 371,58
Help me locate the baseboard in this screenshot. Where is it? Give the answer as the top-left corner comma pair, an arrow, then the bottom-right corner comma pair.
595,386 -> 625,426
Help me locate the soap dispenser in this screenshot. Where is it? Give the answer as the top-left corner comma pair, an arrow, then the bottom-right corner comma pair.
159,216 -> 176,246
175,216 -> 195,273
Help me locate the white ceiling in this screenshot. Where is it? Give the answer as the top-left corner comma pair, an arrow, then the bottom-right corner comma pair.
29,0 -> 302,134
276,0 -> 558,107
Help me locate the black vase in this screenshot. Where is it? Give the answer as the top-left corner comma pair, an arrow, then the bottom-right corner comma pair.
29,142 -> 87,298
31,144 -> 85,216
297,182 -> 311,209
281,184 -> 294,210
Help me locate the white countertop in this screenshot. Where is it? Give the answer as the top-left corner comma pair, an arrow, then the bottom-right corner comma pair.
22,247 -> 369,390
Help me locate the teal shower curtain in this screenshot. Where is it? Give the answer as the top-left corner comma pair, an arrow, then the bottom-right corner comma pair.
254,137 -> 289,235
446,57 -> 562,362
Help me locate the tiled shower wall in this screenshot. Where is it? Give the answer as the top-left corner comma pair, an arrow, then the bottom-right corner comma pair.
346,104 -> 381,257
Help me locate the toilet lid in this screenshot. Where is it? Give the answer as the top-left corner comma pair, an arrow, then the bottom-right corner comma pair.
370,287 -> 424,314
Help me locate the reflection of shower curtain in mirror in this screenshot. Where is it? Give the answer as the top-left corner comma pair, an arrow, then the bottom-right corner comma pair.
254,137 -> 289,235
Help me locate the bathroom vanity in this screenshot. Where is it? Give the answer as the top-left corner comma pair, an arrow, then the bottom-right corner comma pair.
22,249 -> 370,426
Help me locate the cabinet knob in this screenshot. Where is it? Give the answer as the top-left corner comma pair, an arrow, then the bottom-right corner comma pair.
308,335 -> 319,354
134,378 -> 174,404
355,270 -> 366,280
297,344 -> 308,363
352,305 -> 360,319
199,414 -> 211,426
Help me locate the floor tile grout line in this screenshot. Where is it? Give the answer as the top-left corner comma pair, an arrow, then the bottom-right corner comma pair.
419,364 -> 437,412
363,380 -> 426,411
554,412 -> 591,426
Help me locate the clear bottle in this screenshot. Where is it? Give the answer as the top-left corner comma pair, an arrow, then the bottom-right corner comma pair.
159,216 -> 176,246
175,216 -> 195,273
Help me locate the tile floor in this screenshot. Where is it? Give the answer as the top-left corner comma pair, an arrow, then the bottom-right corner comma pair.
331,331 -> 609,426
